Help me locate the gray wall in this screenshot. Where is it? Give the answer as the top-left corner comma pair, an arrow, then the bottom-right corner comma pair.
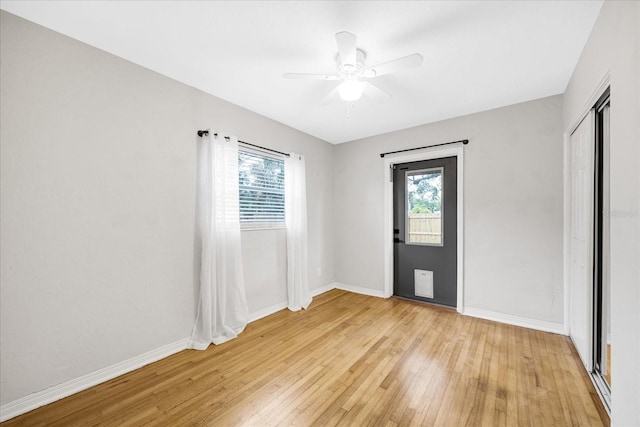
0,11 -> 334,405
563,1 -> 640,425
3,3 -> 638,422
334,95 -> 565,325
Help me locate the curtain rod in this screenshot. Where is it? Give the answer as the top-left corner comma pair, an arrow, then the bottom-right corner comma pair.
197,130 -> 290,157
379,139 -> 469,158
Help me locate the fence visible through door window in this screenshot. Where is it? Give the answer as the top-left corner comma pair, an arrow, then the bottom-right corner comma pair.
405,167 -> 443,245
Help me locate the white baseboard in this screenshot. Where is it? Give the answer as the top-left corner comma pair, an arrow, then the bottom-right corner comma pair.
247,283 -> 336,323
333,282 -> 386,298
248,301 -> 289,323
311,283 -> 337,296
331,283 -> 564,336
462,307 -> 566,335
0,337 -> 190,422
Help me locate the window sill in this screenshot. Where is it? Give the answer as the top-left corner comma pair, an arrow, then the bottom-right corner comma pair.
240,223 -> 286,232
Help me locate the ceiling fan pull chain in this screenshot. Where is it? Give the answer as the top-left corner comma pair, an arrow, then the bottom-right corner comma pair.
346,102 -> 356,119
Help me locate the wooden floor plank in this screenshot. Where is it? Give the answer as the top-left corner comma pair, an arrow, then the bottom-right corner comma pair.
2,290 -> 609,426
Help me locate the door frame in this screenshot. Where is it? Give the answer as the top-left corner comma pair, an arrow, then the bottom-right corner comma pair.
383,146 -> 464,313
563,71 -> 611,415
563,71 -> 609,336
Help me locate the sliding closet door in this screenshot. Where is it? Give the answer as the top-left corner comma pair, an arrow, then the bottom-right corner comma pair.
569,110 -> 595,370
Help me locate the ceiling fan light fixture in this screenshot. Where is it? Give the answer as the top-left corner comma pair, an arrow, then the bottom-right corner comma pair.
338,79 -> 364,101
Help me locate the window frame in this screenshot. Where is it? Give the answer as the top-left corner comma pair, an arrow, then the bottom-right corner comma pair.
238,145 -> 286,231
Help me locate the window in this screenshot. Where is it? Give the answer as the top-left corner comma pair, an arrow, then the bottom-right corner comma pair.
406,168 -> 443,245
238,149 -> 285,227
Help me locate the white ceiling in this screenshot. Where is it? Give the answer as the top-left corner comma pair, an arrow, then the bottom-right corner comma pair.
1,1 -> 602,144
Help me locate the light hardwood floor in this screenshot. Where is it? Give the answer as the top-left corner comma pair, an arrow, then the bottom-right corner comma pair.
3,290 -> 608,426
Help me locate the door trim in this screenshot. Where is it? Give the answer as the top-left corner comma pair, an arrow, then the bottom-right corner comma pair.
383,146 -> 464,313
562,74 -> 611,417
563,71 -> 609,336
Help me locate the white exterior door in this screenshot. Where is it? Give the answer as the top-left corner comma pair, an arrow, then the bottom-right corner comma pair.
569,110 -> 595,371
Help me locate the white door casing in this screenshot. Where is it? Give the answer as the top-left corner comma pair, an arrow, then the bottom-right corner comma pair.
569,110 -> 595,371
383,146 -> 464,311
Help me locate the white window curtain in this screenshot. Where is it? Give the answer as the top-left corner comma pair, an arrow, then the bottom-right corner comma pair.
188,131 -> 249,350
285,153 -> 312,311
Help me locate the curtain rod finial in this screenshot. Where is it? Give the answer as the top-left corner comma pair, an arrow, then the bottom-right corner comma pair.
197,130 -> 209,137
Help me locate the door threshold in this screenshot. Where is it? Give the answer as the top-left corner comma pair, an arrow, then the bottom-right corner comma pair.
590,372 -> 611,416
391,295 -> 457,311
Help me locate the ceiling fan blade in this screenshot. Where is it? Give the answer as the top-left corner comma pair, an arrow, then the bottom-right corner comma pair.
364,53 -> 424,78
363,82 -> 391,100
282,73 -> 341,80
335,31 -> 357,66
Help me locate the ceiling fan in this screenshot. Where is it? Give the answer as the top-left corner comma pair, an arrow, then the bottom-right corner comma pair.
283,31 -> 423,103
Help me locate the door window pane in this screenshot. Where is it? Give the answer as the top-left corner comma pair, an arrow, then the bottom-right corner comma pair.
406,168 -> 443,245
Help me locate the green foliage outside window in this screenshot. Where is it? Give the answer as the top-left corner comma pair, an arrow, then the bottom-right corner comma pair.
407,172 -> 442,215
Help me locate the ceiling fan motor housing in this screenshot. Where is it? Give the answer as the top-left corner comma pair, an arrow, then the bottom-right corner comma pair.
337,49 -> 366,77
